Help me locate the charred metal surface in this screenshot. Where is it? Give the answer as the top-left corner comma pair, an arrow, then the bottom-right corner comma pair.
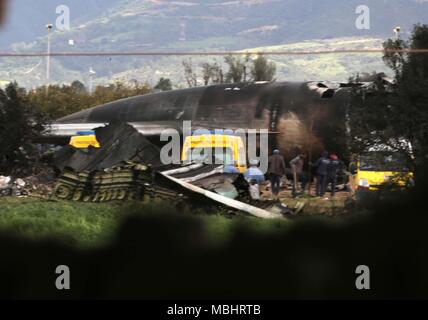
167,164 -> 221,180
54,122 -> 162,171
52,80 -> 353,161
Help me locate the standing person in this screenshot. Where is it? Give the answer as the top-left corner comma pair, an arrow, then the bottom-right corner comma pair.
327,153 -> 341,198
268,149 -> 286,200
289,153 -> 307,198
314,151 -> 330,199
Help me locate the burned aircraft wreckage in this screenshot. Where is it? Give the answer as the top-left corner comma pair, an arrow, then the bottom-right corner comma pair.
49,80 -> 358,157
45,80 -> 378,218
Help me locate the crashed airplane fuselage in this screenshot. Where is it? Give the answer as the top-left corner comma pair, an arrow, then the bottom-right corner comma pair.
49,81 -> 353,159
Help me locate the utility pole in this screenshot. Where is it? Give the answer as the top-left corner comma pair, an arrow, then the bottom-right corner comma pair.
46,23 -> 53,94
89,67 -> 96,94
393,26 -> 401,40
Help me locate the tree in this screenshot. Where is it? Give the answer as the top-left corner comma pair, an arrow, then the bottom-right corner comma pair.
28,84 -> 89,120
90,81 -> 152,106
154,78 -> 172,91
27,81 -> 152,120
224,54 -> 250,83
349,24 -> 428,184
71,80 -> 87,94
201,62 -> 224,85
0,83 -> 45,176
182,59 -> 198,87
250,54 -> 276,82
211,63 -> 224,84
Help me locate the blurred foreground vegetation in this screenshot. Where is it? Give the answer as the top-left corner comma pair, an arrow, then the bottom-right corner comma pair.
0,185 -> 427,299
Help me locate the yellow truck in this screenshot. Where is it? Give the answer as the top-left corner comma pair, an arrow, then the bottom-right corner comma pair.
349,151 -> 413,190
181,133 -> 247,173
69,131 -> 100,149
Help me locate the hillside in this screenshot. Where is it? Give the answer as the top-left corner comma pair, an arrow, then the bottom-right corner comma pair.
3,0 -> 428,50
0,36 -> 391,88
96,36 -> 391,86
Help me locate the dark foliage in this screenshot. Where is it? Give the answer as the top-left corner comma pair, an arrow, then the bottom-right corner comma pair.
27,81 -> 152,120
0,83 -> 45,176
154,78 -> 173,91
349,24 -> 428,183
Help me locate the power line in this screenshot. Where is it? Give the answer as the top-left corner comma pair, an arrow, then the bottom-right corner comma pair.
0,49 -> 428,57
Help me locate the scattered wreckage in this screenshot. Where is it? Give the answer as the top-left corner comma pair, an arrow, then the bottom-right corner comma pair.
0,176 -> 27,197
0,167 -> 55,197
50,122 -> 303,219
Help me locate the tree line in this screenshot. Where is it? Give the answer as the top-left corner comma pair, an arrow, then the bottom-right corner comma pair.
4,54 -> 276,122
182,54 -> 276,87
25,81 -> 152,120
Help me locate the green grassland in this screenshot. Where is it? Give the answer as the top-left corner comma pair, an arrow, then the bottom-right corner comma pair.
0,197 -> 122,247
0,197 -> 295,248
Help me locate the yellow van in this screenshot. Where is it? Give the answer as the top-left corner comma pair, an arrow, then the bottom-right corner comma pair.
350,151 -> 413,190
181,133 -> 247,173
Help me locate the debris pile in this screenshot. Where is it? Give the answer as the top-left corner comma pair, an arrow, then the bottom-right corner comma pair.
54,161 -> 187,202
0,165 -> 56,197
0,176 -> 26,197
0,121 -> 306,219
54,121 -> 162,172
49,122 -> 295,218
52,122 -> 186,203
161,164 -> 241,199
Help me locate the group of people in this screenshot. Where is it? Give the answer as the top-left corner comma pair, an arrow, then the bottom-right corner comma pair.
312,151 -> 341,199
236,149 -> 342,201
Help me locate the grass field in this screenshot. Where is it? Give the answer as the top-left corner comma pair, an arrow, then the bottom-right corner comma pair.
0,197 -> 122,247
0,197 -> 296,248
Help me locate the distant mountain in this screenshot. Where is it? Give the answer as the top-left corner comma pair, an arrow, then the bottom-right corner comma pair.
0,0 -> 117,47
3,0 -> 427,50
0,0 -> 427,87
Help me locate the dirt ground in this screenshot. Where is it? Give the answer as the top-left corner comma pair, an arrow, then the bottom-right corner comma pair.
259,182 -> 355,217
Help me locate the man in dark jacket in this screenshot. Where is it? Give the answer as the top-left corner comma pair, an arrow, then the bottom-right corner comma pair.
268,149 -> 286,199
315,151 -> 330,198
327,153 -> 341,198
